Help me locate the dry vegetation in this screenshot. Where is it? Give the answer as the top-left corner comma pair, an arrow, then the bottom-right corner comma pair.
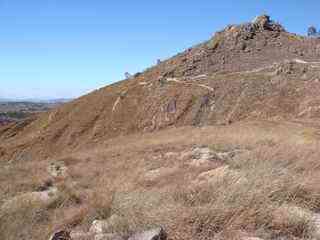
1,121 -> 320,239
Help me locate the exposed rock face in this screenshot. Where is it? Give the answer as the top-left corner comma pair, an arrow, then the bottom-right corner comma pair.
128,227 -> 167,240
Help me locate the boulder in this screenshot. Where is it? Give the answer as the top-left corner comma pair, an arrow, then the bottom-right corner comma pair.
128,227 -> 166,240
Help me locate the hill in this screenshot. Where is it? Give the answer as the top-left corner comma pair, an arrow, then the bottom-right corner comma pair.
2,15 -> 320,240
1,15 -> 320,161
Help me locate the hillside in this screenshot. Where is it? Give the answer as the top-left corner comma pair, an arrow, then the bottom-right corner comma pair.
1,15 -> 320,161
2,15 -> 320,240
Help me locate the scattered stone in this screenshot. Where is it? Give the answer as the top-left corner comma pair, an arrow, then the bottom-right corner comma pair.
128,227 -> 166,240
48,161 -> 68,178
90,214 -> 123,234
190,147 -> 218,166
189,147 -> 243,166
49,230 -> 71,240
194,166 -> 243,186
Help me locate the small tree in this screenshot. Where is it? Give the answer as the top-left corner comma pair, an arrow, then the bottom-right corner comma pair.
308,26 -> 317,37
124,72 -> 132,79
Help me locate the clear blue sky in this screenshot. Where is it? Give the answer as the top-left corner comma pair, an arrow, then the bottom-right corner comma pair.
0,0 -> 319,99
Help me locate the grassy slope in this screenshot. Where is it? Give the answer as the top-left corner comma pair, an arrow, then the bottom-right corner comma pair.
2,121 -> 320,239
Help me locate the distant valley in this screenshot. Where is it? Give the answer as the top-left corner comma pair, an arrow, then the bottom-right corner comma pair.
0,99 -> 71,126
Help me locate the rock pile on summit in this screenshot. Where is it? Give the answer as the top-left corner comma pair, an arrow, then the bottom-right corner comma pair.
252,14 -> 284,31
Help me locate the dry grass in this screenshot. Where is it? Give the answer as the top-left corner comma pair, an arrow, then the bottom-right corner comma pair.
2,122 -> 320,239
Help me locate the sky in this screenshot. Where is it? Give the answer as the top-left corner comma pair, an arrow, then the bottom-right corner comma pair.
0,0 -> 319,100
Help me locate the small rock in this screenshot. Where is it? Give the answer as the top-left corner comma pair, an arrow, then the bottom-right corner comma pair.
48,161 -> 68,178
90,214 -> 122,234
190,147 -> 241,166
128,227 -> 166,240
192,147 -> 215,160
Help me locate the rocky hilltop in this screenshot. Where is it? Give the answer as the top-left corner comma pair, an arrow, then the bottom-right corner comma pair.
2,15 -> 320,240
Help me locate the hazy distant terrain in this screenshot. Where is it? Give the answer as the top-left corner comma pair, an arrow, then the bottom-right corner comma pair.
0,99 -> 71,126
